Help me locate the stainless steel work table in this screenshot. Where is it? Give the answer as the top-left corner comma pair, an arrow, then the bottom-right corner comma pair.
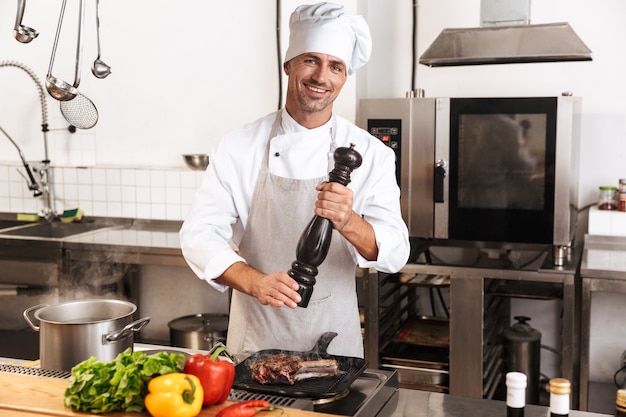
0,217 -> 185,297
62,219 -> 185,266
391,388 -> 609,417
579,234 -> 626,412
0,216 -> 184,267
388,241 -> 581,404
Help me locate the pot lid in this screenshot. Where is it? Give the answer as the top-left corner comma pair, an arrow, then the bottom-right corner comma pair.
504,316 -> 541,341
168,313 -> 228,332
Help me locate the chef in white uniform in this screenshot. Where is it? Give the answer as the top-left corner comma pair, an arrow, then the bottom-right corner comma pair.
180,2 -> 409,360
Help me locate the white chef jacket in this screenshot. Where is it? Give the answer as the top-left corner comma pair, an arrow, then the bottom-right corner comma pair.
180,109 -> 409,292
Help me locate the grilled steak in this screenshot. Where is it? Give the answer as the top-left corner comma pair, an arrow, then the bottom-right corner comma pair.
250,353 -> 339,385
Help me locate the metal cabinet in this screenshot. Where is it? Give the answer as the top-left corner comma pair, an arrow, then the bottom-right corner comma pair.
579,234 -> 626,413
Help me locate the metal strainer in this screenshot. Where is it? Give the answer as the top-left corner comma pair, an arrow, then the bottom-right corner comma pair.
55,0 -> 99,130
60,93 -> 98,129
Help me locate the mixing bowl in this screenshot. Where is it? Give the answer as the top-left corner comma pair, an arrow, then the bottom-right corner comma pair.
183,154 -> 209,170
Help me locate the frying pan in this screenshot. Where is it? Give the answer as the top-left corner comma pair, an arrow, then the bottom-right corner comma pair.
232,332 -> 368,399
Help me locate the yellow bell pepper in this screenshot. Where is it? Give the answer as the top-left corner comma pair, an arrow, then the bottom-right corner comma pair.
144,373 -> 204,417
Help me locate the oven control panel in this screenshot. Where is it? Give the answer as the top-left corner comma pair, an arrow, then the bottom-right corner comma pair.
367,118 -> 402,186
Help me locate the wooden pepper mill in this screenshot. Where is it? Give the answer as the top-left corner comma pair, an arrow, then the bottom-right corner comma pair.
288,143 -> 362,308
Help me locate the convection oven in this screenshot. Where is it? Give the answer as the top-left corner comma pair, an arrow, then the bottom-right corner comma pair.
357,95 -> 582,265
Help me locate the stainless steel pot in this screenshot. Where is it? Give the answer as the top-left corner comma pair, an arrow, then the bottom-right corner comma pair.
24,299 -> 150,371
168,313 -> 228,350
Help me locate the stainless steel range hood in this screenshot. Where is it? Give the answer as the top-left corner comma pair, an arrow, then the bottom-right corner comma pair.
420,22 -> 592,67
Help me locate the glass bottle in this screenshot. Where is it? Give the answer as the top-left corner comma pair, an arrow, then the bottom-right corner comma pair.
599,186 -> 618,210
548,378 -> 570,417
619,192 -> 626,212
506,372 -> 526,417
616,389 -> 626,417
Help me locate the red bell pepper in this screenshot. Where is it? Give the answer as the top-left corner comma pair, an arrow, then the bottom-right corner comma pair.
183,346 -> 235,405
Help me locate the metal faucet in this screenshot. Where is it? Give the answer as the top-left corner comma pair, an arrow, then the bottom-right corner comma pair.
0,60 -> 56,220
32,160 -> 54,220
0,125 -> 42,197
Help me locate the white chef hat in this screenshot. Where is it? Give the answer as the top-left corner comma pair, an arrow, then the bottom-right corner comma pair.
284,2 -> 372,75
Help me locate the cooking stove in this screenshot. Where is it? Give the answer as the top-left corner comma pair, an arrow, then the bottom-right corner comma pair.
312,369 -> 399,417
0,345 -> 399,417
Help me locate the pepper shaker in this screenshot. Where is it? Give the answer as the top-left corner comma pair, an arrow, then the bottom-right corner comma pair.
288,144 -> 362,308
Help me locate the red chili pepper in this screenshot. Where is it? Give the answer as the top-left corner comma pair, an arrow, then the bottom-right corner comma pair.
227,400 -> 271,409
219,406 -> 259,417
216,400 -> 275,417
183,346 -> 235,405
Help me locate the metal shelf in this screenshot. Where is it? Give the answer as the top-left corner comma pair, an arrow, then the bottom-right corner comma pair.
362,242 -> 581,404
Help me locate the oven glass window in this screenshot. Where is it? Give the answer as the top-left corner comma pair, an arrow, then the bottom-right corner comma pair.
457,113 -> 547,211
448,97 -> 557,244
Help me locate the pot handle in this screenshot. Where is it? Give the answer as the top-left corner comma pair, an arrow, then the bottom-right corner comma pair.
103,316 -> 151,344
23,304 -> 48,331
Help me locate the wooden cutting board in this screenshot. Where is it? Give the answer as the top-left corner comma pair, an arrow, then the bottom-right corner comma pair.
0,372 -> 330,417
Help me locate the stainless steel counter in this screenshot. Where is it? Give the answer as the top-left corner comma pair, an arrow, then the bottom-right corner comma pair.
0,216 -> 185,289
0,215 -> 184,266
580,234 -> 626,278
62,219 -> 185,267
391,389 -> 610,417
579,234 -> 626,412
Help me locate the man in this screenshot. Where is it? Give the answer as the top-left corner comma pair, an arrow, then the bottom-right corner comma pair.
180,2 -> 409,360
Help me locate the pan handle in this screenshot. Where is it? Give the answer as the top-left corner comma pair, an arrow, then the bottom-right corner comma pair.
309,331 -> 338,358
103,317 -> 150,344
23,304 -> 48,331
208,342 -> 237,365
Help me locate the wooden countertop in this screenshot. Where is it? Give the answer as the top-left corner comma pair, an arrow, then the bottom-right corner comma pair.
0,373 -> 329,417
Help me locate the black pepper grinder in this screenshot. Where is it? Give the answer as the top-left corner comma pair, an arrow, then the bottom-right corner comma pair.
288,143 -> 362,308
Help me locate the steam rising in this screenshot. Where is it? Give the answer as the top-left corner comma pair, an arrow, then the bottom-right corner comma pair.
2,252 -> 135,331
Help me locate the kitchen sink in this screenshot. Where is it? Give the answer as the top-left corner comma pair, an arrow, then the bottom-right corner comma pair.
0,221 -> 112,239
0,219 -> 31,230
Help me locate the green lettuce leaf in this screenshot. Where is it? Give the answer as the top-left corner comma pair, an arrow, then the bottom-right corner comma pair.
63,348 -> 185,413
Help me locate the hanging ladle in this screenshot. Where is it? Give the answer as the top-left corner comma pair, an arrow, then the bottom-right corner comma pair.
46,0 -> 83,101
13,0 -> 38,43
91,0 -> 111,79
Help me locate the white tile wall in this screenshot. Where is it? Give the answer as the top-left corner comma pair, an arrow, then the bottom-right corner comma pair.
0,163 -> 204,221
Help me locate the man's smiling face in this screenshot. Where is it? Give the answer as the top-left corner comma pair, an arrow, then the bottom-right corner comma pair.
284,52 -> 348,128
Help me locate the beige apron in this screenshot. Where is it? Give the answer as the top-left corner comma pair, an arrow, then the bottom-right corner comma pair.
226,112 -> 363,360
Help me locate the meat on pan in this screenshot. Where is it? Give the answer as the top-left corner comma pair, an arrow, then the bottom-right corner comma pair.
250,353 -> 339,385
